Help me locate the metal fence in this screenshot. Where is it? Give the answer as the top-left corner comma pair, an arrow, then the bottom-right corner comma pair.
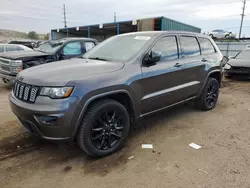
216,41 -> 250,57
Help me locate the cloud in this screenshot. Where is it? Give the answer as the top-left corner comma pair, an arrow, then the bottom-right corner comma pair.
0,0 -> 249,36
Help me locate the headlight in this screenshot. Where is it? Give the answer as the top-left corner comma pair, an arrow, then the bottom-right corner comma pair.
40,87 -> 73,99
224,64 -> 231,70
9,60 -> 23,73
10,60 -> 23,66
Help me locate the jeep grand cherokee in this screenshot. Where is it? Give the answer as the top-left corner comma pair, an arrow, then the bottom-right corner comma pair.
10,31 -> 226,157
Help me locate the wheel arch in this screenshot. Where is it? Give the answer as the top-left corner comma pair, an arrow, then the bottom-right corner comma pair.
72,90 -> 136,139
198,70 -> 222,96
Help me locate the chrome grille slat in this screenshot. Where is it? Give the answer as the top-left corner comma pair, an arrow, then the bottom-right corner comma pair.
16,83 -> 20,97
23,85 -> 30,101
12,81 -> 39,103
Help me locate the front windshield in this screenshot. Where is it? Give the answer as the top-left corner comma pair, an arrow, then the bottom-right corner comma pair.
83,34 -> 153,62
235,49 -> 250,59
35,41 -> 63,53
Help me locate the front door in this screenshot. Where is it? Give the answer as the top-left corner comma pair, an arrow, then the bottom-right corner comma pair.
140,35 -> 187,114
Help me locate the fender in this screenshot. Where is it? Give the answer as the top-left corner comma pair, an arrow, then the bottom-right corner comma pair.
72,89 -> 136,138
198,69 -> 222,96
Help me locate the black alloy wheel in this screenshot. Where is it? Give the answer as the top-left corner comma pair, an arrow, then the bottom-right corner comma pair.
194,77 -> 219,111
91,110 -> 125,150
77,99 -> 130,157
205,81 -> 219,109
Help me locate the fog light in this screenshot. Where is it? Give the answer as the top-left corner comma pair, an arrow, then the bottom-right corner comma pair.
38,116 -> 58,125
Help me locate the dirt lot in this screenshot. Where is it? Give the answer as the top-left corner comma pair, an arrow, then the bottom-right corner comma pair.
1,79 -> 250,188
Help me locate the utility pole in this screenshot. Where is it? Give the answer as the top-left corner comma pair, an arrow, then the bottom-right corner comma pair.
63,4 -> 68,37
114,12 -> 116,22
239,0 -> 246,39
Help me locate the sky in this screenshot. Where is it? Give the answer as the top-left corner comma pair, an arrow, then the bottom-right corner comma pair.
0,0 -> 250,36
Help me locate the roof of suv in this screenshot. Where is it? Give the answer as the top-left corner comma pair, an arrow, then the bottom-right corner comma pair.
56,37 -> 97,43
120,31 -> 208,38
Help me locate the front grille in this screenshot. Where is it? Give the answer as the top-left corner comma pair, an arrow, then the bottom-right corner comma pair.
0,58 -> 11,73
0,65 -> 10,72
13,81 -> 40,103
0,58 -> 10,65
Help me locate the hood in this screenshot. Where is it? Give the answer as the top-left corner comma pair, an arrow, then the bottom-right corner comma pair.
228,59 -> 250,67
17,58 -> 124,86
0,50 -> 48,60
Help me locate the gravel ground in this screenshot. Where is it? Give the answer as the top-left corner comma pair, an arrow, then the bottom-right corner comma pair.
1,79 -> 250,188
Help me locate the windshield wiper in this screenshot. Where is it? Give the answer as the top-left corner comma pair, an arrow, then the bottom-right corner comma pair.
88,57 -> 110,61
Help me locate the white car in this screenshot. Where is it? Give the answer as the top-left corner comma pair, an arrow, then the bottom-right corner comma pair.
0,44 -> 32,53
208,29 -> 236,39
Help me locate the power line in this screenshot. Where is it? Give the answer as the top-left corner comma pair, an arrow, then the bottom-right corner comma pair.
239,0 -> 247,38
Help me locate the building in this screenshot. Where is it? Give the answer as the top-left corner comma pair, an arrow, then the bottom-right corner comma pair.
51,16 -> 201,41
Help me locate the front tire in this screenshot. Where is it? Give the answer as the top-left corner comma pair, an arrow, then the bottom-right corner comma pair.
77,99 -> 130,157
195,78 -> 220,111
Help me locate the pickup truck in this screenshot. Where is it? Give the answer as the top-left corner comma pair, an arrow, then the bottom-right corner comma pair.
0,37 -> 98,83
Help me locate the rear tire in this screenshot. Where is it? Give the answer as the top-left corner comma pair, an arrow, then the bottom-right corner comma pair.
77,99 -> 130,157
195,78 -> 219,111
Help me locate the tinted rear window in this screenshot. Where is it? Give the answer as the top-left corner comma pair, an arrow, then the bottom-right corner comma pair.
198,38 -> 215,54
180,36 -> 200,57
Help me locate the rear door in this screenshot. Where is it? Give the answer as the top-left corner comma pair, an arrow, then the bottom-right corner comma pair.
198,37 -> 222,71
176,35 -> 208,99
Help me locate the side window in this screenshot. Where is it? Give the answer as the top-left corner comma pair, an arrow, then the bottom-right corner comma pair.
180,36 -> 200,57
0,45 -> 4,53
6,45 -> 18,52
199,38 -> 216,55
85,42 -> 95,51
151,36 -> 178,61
62,41 -> 82,55
16,46 -> 24,51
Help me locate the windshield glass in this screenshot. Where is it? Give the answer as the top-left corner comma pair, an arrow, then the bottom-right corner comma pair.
235,49 -> 250,59
35,41 -> 63,53
83,34 -> 153,62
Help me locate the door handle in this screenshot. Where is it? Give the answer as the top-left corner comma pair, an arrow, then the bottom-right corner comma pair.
174,63 -> 182,67
201,58 -> 208,62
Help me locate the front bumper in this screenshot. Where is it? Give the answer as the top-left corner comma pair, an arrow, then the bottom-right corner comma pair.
224,69 -> 250,75
9,92 -> 80,141
0,72 -> 16,83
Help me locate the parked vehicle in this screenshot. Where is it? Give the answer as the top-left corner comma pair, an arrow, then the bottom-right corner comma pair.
0,37 -> 98,83
9,40 -> 37,49
0,44 -> 32,53
224,48 -> 250,78
10,31 -> 225,157
208,29 -> 236,39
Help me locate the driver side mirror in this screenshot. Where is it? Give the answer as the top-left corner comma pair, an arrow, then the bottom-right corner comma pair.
143,51 -> 161,66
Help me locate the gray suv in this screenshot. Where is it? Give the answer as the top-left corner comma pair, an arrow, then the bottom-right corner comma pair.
9,31 -> 226,157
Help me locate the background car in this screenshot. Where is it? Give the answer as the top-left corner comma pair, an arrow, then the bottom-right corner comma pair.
224,48 -> 250,78
0,43 -> 32,53
8,40 -> 38,49
208,29 -> 236,39
0,37 -> 98,84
